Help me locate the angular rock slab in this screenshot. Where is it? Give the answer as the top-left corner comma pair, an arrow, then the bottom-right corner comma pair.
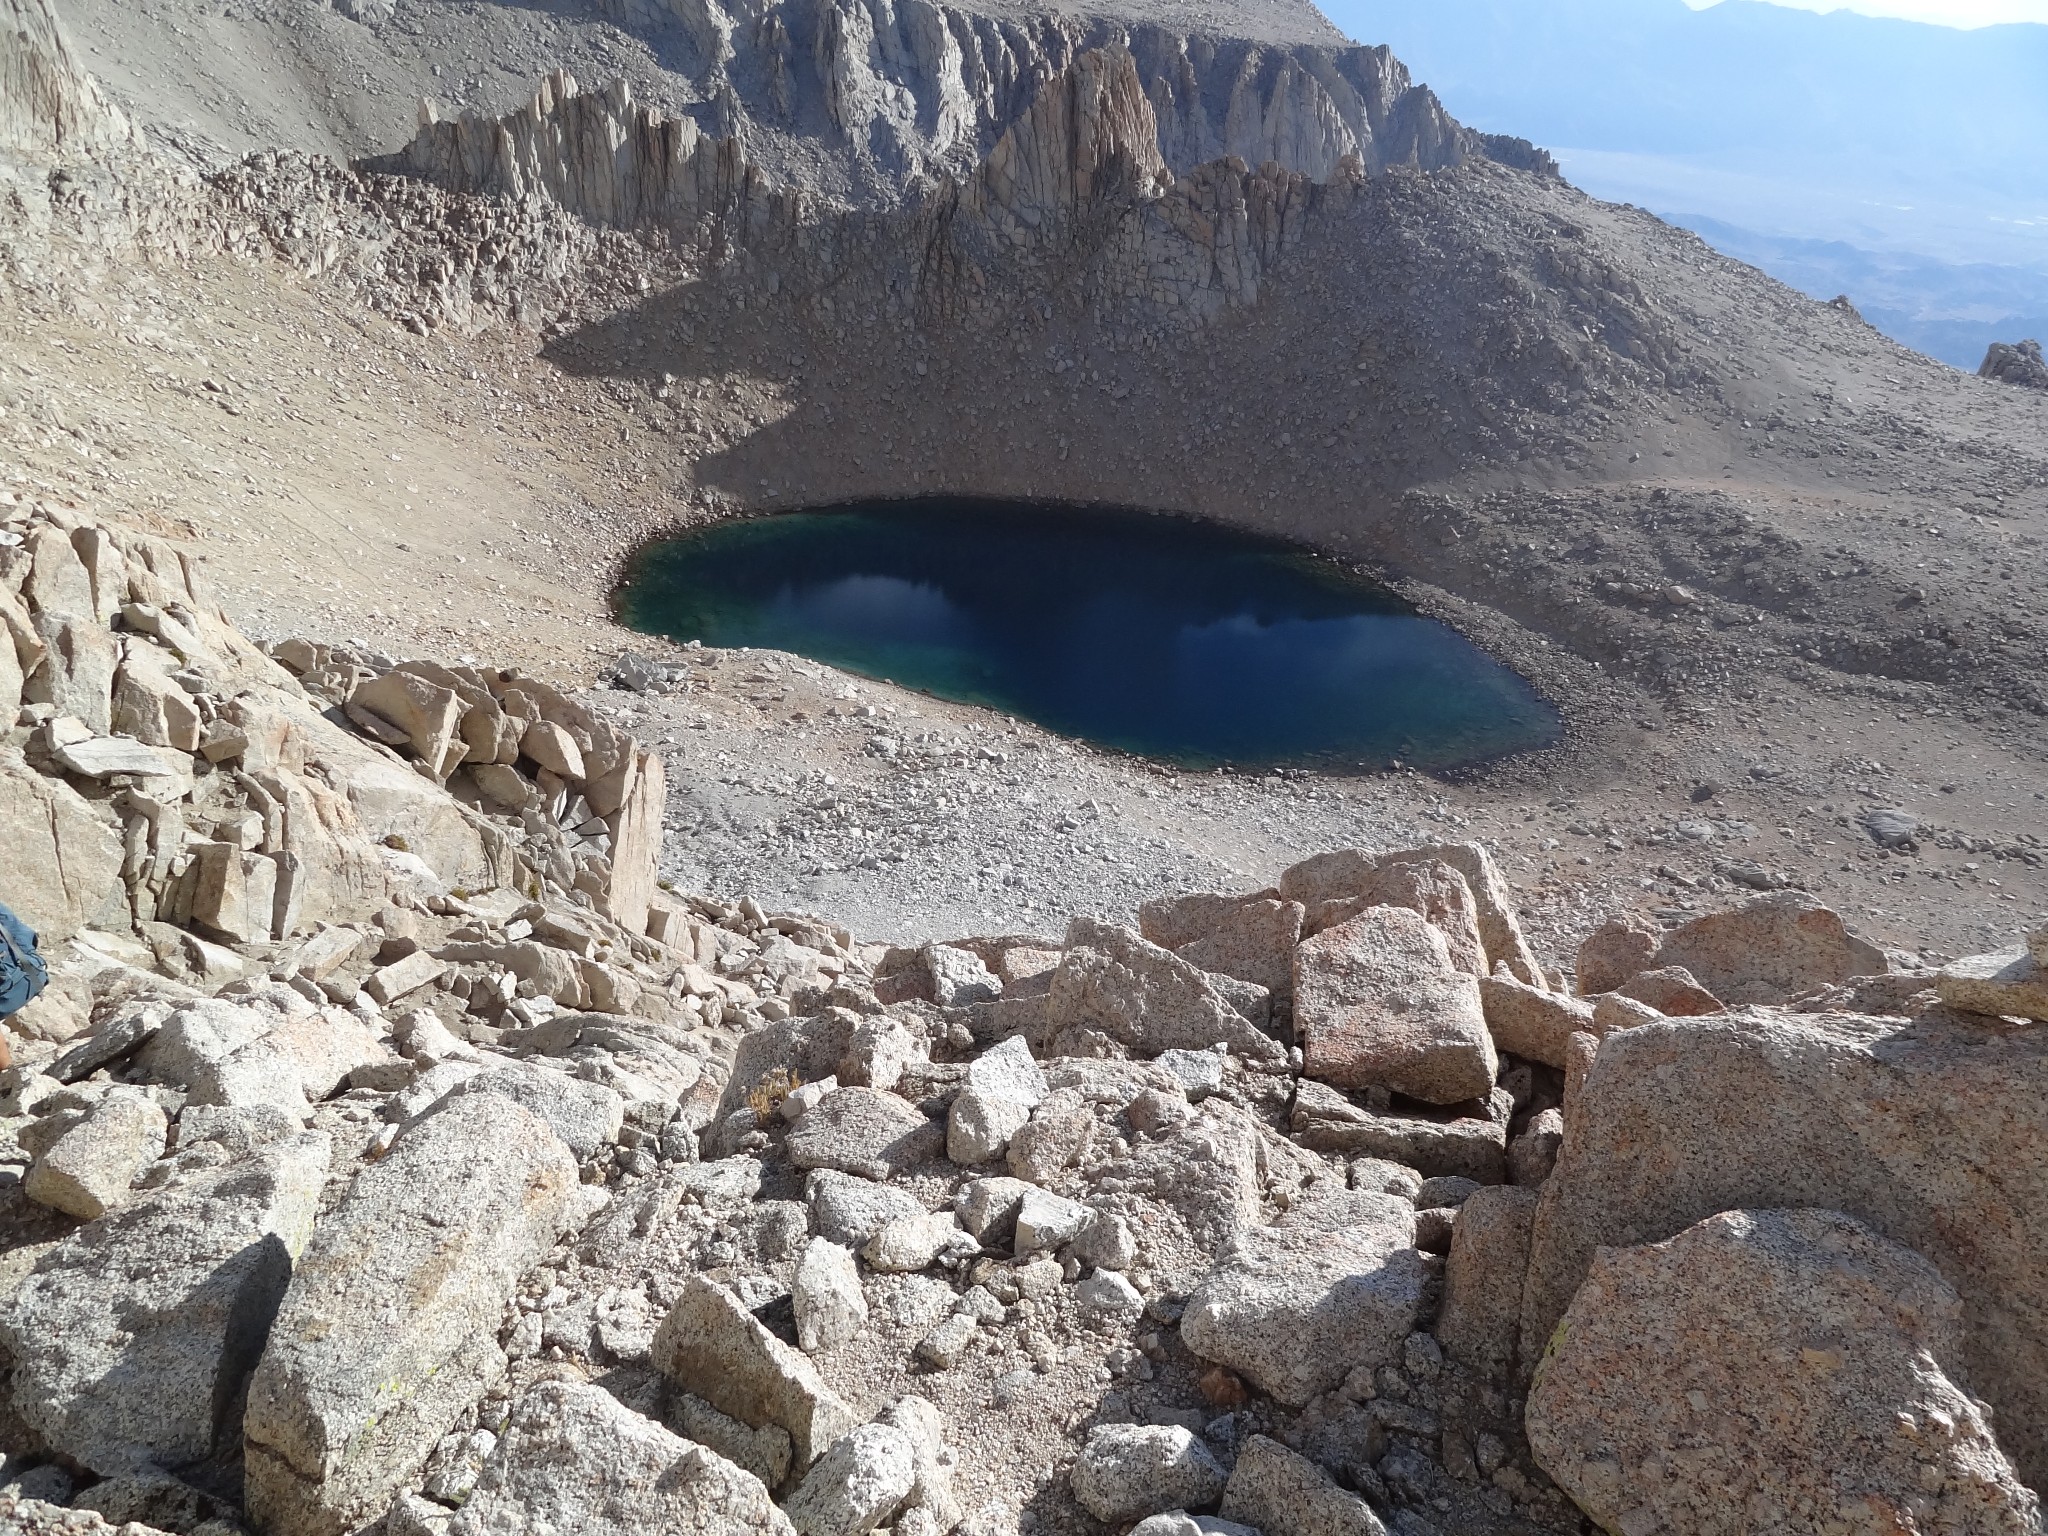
1574,915 -> 1660,997
1,1132 -> 330,1476
1939,948 -> 2048,1022
0,747 -> 122,946
783,1422 -> 917,1536
1043,917 -> 1285,1064
1219,1435 -> 1389,1536
1478,974 -> 1594,1070
962,1034 -> 1047,1105
947,1087 -> 1033,1165
1293,906 -> 1495,1104
245,1095 -> 580,1536
1650,892 -> 1886,1005
785,1087 -> 941,1181
651,1275 -> 859,1469
449,1379 -> 793,1536
22,1090 -> 167,1219
1437,1185 -> 1537,1376
1521,1006 -> 2048,1491
1423,842 -> 1548,988
1289,1080 -> 1508,1183
1528,1208 -> 2040,1536
809,1169 -> 926,1248
793,1238 -> 867,1354
1181,1191 -> 1426,1407
185,1006 -> 389,1117
1165,896 -> 1304,1001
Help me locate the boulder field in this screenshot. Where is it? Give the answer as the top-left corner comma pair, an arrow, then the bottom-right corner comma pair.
3,500 -> 2046,1535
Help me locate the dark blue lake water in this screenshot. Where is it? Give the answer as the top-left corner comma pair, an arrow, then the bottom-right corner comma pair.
616,499 -> 1561,771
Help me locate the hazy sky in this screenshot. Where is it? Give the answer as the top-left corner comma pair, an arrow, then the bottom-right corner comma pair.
1687,0 -> 2048,24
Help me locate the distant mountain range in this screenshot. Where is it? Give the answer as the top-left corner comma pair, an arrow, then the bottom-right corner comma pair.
1329,0 -> 2048,368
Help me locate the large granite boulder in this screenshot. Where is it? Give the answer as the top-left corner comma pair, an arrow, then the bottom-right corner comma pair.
1521,1006 -> 2048,1490
1139,892 -> 1305,1000
1,1132 -> 330,1476
1293,906 -> 1495,1104
651,1275 -> 859,1469
245,1095 -> 581,1536
184,1006 -> 390,1118
1647,893 -> 1886,1004
1181,1191 -> 1427,1406
450,1379 -> 792,1536
1044,918 -> 1285,1063
1528,1208 -> 2040,1536
783,1421 -> 918,1536
1939,946 -> 2048,1022
21,1089 -> 167,1219
1573,914 -> 1662,997
1280,843 -> 1544,986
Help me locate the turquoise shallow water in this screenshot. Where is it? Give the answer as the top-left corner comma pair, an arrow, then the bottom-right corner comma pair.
616,498 -> 1562,771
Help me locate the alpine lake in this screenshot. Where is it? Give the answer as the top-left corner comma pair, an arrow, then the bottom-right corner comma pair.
615,499 -> 1561,773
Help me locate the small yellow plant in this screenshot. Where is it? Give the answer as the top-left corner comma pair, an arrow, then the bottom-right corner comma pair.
746,1067 -> 803,1126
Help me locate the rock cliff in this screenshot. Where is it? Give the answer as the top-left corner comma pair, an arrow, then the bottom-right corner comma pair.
366,18 -> 1542,230
478,0 -> 1543,206
0,0 -> 124,158
354,47 -> 1564,334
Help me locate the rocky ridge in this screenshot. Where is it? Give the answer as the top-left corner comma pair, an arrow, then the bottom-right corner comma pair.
4,496 -> 2048,1536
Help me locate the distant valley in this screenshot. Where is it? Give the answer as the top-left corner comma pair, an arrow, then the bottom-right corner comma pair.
1332,0 -> 2048,368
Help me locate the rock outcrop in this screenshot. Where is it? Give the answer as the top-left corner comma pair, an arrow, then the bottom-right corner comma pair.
350,33 -> 1559,340
0,0 -> 126,157
1981,338 -> 2048,390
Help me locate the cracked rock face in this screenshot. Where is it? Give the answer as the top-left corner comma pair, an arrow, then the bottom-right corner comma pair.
367,0 -> 1510,215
